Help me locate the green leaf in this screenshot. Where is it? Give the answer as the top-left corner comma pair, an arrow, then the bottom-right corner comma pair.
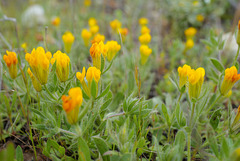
100,98 -> 112,112
210,58 -> 224,72
174,130 -> 186,153
11,91 -> 17,109
221,137 -> 229,158
16,146 -> 24,161
96,83 -> 111,100
4,95 -> 11,115
91,79 -> 97,98
102,60 -> 113,75
93,136 -> 110,161
30,108 -> 46,119
0,143 -> 15,161
100,55 -> 105,73
58,82 -> 71,100
162,104 -> 171,126
210,109 -> 221,130
78,137 -> 91,161
207,126 -> 219,158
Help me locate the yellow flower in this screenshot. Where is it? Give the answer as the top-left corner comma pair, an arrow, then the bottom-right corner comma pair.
27,68 -> 42,92
237,20 -> 240,46
230,147 -> 240,161
119,28 -> 128,42
88,17 -> 97,27
90,25 -> 99,36
110,19 -> 122,33
51,50 -> 70,82
90,41 -> 108,69
91,34 -> 105,44
188,67 -> 205,100
81,29 -> 92,47
106,40 -> 121,61
25,47 -> 52,85
139,17 -> 148,26
196,14 -> 204,22
184,27 -> 197,39
140,45 -> 152,65
21,43 -> 27,53
76,67 -> 86,83
220,66 -> 240,96
86,66 -> 101,84
193,1 -> 199,6
141,26 -> 150,34
51,17 -> 61,27
84,0 -> 91,7
62,87 -> 83,125
178,64 -> 191,89
3,51 -> 18,79
232,105 -> 240,128
185,39 -> 194,49
62,31 -> 75,53
139,33 -> 151,45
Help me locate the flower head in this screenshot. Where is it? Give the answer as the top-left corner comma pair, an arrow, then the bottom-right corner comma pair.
27,68 -> 42,92
184,27 -> 197,39
185,39 -> 194,49
220,66 -> 240,96
110,19 -> 122,33
120,28 -> 128,42
90,25 -> 99,35
196,14 -> 204,22
62,31 -> 75,53
86,66 -> 101,83
81,29 -> 92,47
140,45 -> 152,65
25,47 -> 52,84
91,34 -> 105,44
76,67 -> 86,83
90,41 -> 108,69
84,0 -> 91,7
178,64 -> 191,89
51,17 -> 61,27
3,51 -> 18,79
106,40 -> 121,61
62,87 -> 83,124
139,33 -> 151,45
88,17 -> 97,27
141,26 -> 150,34
139,17 -> 148,26
188,67 -> 205,99
51,50 -> 70,82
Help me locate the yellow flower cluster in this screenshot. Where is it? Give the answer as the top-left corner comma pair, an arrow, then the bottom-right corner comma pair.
138,17 -> 152,65
51,17 -> 61,27
89,18 -> 99,36
183,27 -> 197,53
3,51 -> 18,79
220,66 -> 240,96
62,31 -> 75,53
178,64 -> 205,100
62,87 -> 83,124
76,66 -> 101,98
21,43 -> 27,53
90,41 -> 108,69
119,28 -> 128,42
105,40 -> 121,61
140,45 -> 152,65
51,50 -> 70,82
25,47 -> 52,85
81,29 -> 92,47
91,34 -> 105,44
110,19 -> 122,33
84,0 -> 91,7
196,14 -> 204,22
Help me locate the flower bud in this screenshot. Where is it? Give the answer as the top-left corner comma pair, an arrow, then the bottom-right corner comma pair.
27,68 -> 42,92
3,51 -> 18,79
62,31 -> 75,53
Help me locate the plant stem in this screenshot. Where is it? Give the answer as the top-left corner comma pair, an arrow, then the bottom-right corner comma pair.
167,126 -> 171,142
103,112 -> 126,121
233,45 -> 240,66
59,128 -> 77,136
207,94 -> 221,115
187,131 -> 191,161
43,85 -> 57,100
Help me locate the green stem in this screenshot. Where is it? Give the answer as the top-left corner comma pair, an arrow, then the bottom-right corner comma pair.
177,92 -> 183,103
187,131 -> 191,161
43,85 -> 57,100
167,126 -> 171,142
78,101 -> 91,121
207,94 -> 221,115
233,45 -> 240,66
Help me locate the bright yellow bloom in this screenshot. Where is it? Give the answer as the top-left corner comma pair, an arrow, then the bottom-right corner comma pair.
25,47 -> 52,85
188,67 -> 205,99
51,17 -> 61,27
106,40 -> 121,61
141,26 -> 150,34
237,20 -> 240,46
193,1 -> 199,6
232,105 -> 240,128
178,64 -> 191,89
21,43 -> 27,53
62,31 -> 75,53
90,41 -> 108,69
62,87 -> 83,125
90,25 -> 99,36
140,45 -> 152,65
139,17 -> 148,26
81,29 -> 92,47
76,67 -> 86,83
220,66 -> 240,96
3,51 -> 18,79
110,19 -> 122,33
139,33 -> 151,45
120,28 -> 128,42
84,0 -> 91,7
196,14 -> 204,22
185,39 -> 194,49
91,34 -> 105,44
88,17 -> 97,27
86,66 -> 101,83
27,68 -> 42,92
51,50 -> 70,82
184,27 -> 197,39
